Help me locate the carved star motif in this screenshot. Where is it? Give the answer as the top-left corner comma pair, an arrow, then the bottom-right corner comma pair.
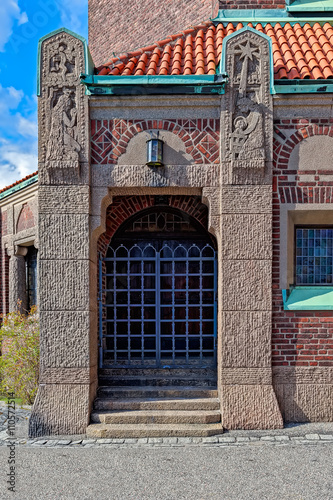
237,41 -> 259,61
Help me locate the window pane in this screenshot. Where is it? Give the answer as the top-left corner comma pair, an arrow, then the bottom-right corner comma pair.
295,227 -> 333,285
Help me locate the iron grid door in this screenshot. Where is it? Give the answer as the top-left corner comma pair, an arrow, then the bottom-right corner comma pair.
99,242 -> 217,368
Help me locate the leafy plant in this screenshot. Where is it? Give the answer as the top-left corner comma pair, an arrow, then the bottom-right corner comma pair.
0,306 -> 39,405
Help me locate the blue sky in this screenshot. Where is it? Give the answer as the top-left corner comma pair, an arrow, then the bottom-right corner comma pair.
0,0 -> 88,189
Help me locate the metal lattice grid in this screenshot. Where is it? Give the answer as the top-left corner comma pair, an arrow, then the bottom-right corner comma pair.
295,227 -> 333,285
99,242 -> 217,368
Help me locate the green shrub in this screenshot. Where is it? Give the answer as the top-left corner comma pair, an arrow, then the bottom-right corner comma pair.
0,307 -> 39,405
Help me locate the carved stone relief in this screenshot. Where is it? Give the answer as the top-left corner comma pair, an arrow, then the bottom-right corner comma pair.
39,32 -> 88,185
221,30 -> 273,184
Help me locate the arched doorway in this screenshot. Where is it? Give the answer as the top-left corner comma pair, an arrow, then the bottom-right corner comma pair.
99,206 -> 217,369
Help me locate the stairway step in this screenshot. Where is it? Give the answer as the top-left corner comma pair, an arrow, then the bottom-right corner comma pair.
86,422 -> 224,438
99,376 -> 216,387
91,410 -> 221,425
97,386 -> 218,399
99,368 -> 217,378
94,397 -> 220,411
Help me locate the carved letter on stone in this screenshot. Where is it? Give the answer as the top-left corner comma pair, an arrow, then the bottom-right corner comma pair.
221,29 -> 273,184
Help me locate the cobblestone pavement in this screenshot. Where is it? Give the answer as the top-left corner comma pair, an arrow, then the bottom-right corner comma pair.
1,402 -> 333,448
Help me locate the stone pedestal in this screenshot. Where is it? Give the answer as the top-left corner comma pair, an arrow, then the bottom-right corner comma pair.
219,28 -> 283,429
29,29 -> 96,437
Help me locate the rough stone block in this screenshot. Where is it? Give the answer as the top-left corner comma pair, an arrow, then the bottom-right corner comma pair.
38,186 -> 90,214
221,186 -> 272,214
29,384 -> 90,437
221,214 -> 272,260
273,367 -> 333,385
108,164 -> 219,189
40,311 -> 91,368
221,368 -> 272,385
39,214 -> 90,260
39,260 -> 90,311
221,311 -> 271,368
274,383 -> 333,423
221,385 -> 283,430
221,260 -> 272,311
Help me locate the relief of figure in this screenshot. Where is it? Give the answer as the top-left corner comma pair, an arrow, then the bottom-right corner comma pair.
231,96 -> 265,161
49,43 -> 76,83
46,88 -> 81,162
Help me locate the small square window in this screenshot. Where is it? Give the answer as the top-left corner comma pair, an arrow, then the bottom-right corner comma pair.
295,226 -> 333,285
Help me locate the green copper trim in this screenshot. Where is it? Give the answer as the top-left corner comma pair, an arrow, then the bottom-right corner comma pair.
212,8 -> 333,24
81,74 -> 227,95
286,0 -> 333,12
219,26 -> 275,94
37,28 -> 93,97
283,286 -> 333,310
0,175 -> 38,201
274,79 -> 333,93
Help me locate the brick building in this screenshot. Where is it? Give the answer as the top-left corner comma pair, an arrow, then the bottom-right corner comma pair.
1,0 -> 333,437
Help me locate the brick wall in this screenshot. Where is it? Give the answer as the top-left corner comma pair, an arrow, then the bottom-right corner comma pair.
89,0 -> 215,66
88,0 -> 285,66
272,119 -> 333,368
91,119 -> 220,165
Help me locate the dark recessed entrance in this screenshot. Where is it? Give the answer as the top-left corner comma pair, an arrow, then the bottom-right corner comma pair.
99,207 -> 217,368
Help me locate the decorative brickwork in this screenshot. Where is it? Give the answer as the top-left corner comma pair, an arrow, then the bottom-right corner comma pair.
98,195 -> 209,257
16,203 -> 35,233
272,119 -> 333,368
91,119 -> 220,165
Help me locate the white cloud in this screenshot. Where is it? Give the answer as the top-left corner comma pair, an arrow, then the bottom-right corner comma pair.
0,0 -> 28,51
0,84 -> 37,190
0,141 -> 37,190
18,116 -> 38,137
57,0 -> 87,33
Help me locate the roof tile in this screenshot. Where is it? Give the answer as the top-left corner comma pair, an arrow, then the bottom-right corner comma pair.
97,21 -> 333,80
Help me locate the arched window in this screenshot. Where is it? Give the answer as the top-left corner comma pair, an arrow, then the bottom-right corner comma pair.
99,208 -> 217,368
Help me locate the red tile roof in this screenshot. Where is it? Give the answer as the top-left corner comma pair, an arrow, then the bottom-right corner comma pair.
0,171 -> 38,196
97,22 -> 333,80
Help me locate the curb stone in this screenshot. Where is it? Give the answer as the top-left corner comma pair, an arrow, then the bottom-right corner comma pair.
0,434 -> 332,448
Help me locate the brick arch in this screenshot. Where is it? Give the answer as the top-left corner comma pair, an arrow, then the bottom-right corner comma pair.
16,203 -> 35,233
91,118 -> 220,165
97,195 -> 209,257
273,122 -> 333,204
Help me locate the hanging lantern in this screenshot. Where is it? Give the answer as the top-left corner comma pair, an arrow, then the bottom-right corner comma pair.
146,132 -> 164,167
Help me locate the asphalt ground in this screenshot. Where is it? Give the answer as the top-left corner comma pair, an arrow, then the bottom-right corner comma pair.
0,442 -> 332,500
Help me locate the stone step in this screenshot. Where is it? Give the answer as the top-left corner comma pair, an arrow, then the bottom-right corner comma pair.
91,410 -> 221,425
99,368 -> 217,378
98,376 -> 216,387
86,422 -> 224,438
97,386 -> 218,399
94,397 -> 220,411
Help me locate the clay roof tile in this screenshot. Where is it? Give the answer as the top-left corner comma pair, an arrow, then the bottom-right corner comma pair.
96,21 -> 333,81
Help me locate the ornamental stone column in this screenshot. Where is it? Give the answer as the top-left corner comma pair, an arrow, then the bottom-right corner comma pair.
8,246 -> 28,313
220,28 -> 283,429
29,29 -> 96,436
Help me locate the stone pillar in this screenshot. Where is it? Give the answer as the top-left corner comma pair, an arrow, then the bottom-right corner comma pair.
220,28 -> 283,429
8,246 -> 28,313
29,29 -> 97,437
